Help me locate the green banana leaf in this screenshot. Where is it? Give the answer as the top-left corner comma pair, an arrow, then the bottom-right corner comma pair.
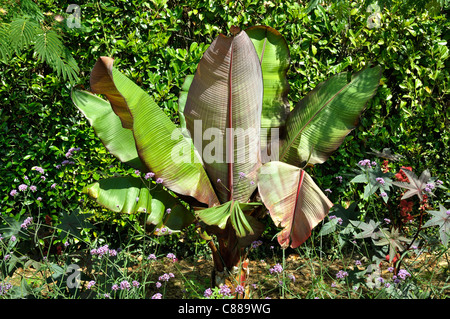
183,30 -> 263,204
245,25 -> 290,162
196,200 -> 261,238
71,89 -> 146,171
88,57 -> 219,208
280,65 -> 382,166
258,161 -> 333,248
84,176 -> 194,233
177,74 -> 194,134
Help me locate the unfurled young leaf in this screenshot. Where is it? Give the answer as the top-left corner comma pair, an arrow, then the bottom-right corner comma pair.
195,200 -> 261,238
423,204 -> 450,246
373,228 -> 411,262
392,168 -> 432,201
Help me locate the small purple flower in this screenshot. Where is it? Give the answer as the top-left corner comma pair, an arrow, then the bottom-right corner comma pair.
37,197 -> 42,201
384,218 -> 391,224
219,284 -> 231,296
269,263 -> 283,274
336,270 -> 348,279
145,172 -> 155,180
166,253 -> 177,262
10,235 -> 16,242
156,178 -> 163,184
30,185 -> 37,192
111,284 -> 119,291
109,249 -> 117,257
156,282 -> 162,288
336,176 -> 343,183
134,170 -> 140,176
51,183 -> 57,189
288,274 -> 296,282
235,285 -> 245,295
397,269 -> 411,280
87,281 -> 95,289
239,172 -> 246,178
217,178 -> 221,183
376,177 -> 385,185
204,288 -> 213,298
380,192 -> 387,197
10,189 -> 18,197
120,280 -> 131,290
324,188 -> 332,194
32,166 -> 45,174
18,184 -> 27,192
355,260 -> 362,266
132,280 -> 140,288
166,208 -> 171,214
251,240 -> 263,249
159,273 -> 170,282
147,253 -> 157,260
152,293 -> 162,299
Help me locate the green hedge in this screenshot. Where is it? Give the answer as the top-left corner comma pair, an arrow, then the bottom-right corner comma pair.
1,0 -> 448,249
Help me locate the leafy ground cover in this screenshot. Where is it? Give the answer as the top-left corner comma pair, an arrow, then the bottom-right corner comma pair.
1,0 -> 449,299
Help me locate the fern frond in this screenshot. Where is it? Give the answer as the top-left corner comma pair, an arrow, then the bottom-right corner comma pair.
9,17 -> 39,52
34,29 -> 79,83
0,23 -> 12,61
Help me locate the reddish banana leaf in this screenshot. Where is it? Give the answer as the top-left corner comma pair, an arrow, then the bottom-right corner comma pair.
183,30 -> 263,204
88,57 -> 219,208
281,65 -> 382,166
258,161 -> 333,248
245,25 -> 290,162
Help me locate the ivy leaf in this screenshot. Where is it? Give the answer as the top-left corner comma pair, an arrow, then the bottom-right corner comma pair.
350,163 -> 394,202
351,219 -> 381,240
423,204 -> 450,246
373,228 -> 411,261
392,168 -> 431,201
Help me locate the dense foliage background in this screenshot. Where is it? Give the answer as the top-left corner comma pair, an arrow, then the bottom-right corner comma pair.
1,0 -> 449,258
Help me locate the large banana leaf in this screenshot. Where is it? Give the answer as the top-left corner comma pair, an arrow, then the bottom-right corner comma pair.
258,161 -> 333,248
245,25 -> 290,162
71,89 -> 146,171
281,65 -> 382,166
84,176 -> 194,233
88,57 -> 219,208
183,30 -> 263,204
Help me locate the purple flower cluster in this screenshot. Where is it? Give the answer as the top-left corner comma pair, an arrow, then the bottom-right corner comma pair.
0,283 -> 12,296
336,270 -> 349,279
358,159 -> 377,168
21,217 -> 33,229
32,166 -> 45,174
65,147 -> 81,158
219,284 -> 231,296
90,244 -> 117,258
269,263 -> 283,274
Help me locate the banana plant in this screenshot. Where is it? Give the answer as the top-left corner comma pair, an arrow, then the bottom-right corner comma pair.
71,25 -> 381,294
